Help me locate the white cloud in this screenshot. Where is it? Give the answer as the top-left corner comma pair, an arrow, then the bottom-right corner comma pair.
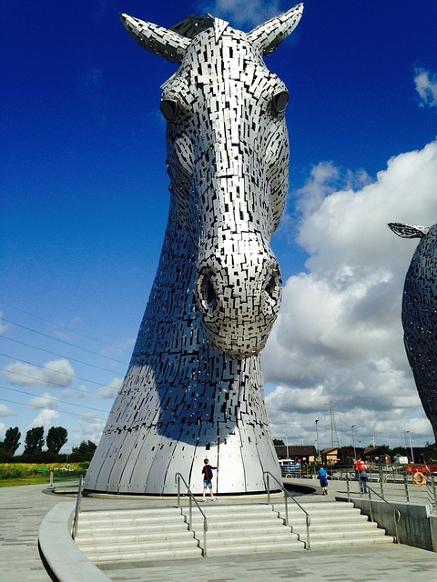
101,338 -> 135,357
0,423 -> 5,439
415,68 -> 437,108
199,0 -> 280,27
95,377 -> 123,399
31,408 -> 59,429
263,141 -> 437,447
0,311 -> 8,334
29,392 -> 59,410
69,412 -> 106,448
0,404 -> 12,416
3,359 -> 75,387
62,384 -> 90,399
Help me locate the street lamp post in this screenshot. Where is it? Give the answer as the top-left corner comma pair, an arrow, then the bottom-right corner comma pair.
406,430 -> 415,464
315,419 -> 320,460
351,425 -> 357,461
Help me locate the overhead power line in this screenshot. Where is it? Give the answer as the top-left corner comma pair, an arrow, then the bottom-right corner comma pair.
0,352 -> 121,388
0,385 -> 110,414
0,395 -> 105,420
0,366 -> 118,398
0,300 -> 125,348
0,336 -> 126,375
1,317 -> 129,366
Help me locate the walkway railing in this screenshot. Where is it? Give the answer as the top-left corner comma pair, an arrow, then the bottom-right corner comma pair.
338,466 -> 437,511
346,474 -> 401,543
71,475 -> 84,540
263,471 -> 311,549
175,473 -> 208,557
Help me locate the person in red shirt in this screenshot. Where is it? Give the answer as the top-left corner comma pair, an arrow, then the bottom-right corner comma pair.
202,458 -> 218,502
354,458 -> 365,477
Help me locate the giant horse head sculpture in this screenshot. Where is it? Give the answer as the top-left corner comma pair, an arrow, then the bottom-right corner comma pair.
121,5 -> 303,358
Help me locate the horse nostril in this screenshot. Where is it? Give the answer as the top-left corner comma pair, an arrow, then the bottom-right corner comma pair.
264,268 -> 281,307
198,271 -> 218,314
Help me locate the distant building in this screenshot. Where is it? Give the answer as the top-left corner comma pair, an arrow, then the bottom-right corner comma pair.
275,445 -> 316,465
321,448 -> 339,466
363,447 -> 391,465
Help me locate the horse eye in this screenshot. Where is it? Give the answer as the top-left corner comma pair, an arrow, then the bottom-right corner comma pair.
272,90 -> 289,114
160,99 -> 179,122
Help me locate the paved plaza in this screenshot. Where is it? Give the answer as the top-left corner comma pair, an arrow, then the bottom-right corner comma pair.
1,480 -> 436,581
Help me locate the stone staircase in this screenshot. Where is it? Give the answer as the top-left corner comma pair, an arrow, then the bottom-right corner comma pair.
273,501 -> 394,548
75,500 -> 393,564
75,506 -> 202,563
75,503 -> 302,563
190,503 -> 302,556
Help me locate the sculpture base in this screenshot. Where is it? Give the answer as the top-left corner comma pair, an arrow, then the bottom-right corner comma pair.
84,423 -> 282,495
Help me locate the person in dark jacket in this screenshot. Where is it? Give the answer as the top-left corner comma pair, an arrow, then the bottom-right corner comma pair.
202,458 -> 218,501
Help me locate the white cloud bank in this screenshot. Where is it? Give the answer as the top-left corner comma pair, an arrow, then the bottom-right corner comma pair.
31,408 -> 59,429
29,392 -> 59,410
95,377 -> 123,399
415,68 -> 437,108
263,141 -> 437,447
3,359 -> 75,387
199,0 -> 280,27
0,404 -> 12,416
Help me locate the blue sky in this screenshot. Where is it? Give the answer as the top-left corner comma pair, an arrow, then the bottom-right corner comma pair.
1,0 -> 437,452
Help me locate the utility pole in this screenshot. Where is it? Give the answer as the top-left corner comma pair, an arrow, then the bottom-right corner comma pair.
285,434 -> 289,460
406,430 -> 415,464
351,425 -> 357,461
315,419 -> 320,460
329,401 -> 340,448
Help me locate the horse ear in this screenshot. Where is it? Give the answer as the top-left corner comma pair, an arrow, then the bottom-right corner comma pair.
247,3 -> 304,55
388,223 -> 430,238
120,14 -> 191,64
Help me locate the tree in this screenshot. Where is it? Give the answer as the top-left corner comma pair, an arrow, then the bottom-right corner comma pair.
3,426 -> 21,456
424,441 -> 437,462
24,427 -> 44,454
273,439 -> 285,446
46,426 -> 68,454
71,440 -> 97,461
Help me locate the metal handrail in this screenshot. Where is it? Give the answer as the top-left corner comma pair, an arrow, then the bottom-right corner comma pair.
422,469 -> 437,512
366,484 -> 401,544
175,473 -> 208,557
263,471 -> 311,550
71,475 -> 84,540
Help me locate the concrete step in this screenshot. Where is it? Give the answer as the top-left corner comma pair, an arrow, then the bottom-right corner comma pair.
76,530 -> 196,545
78,522 -> 188,535
86,547 -> 202,563
190,517 -> 281,530
274,502 -> 360,514
78,538 -> 198,554
80,507 -> 179,520
300,529 -> 387,541
294,521 -> 376,533
206,540 -> 303,557
206,532 -> 299,548
290,514 -> 370,526
306,536 -> 394,549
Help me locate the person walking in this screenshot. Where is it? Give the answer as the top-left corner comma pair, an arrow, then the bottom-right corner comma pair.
317,465 -> 329,495
354,458 -> 364,480
359,466 -> 369,494
202,458 -> 218,501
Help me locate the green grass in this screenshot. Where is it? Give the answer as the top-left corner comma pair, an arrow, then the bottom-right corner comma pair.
0,462 -> 88,487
